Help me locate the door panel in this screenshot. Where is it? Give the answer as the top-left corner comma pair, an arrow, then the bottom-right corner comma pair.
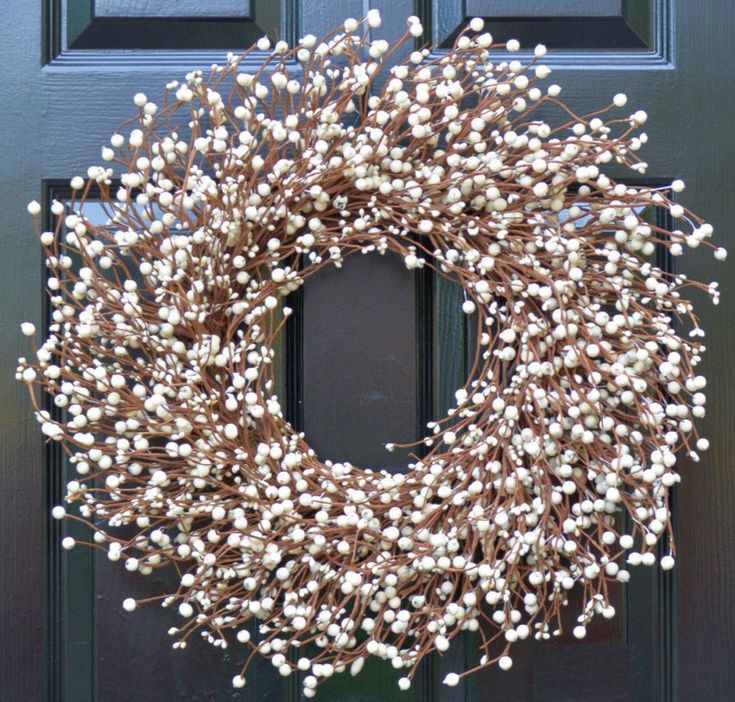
299,254 -> 417,472
60,0 -> 284,52
430,0 -> 665,56
1,0 -> 734,700
434,0 -> 655,50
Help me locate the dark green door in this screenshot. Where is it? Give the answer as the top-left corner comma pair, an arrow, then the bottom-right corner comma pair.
2,1 -> 733,700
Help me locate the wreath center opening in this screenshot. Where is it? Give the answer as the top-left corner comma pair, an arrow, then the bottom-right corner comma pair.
285,251 -> 423,471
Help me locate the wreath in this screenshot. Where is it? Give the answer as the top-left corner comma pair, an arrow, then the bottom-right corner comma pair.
18,12 -> 723,694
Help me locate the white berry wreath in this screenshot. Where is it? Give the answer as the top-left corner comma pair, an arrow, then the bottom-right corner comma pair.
18,11 -> 723,695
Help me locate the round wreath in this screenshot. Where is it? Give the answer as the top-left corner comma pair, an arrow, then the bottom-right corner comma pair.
18,12 -> 724,694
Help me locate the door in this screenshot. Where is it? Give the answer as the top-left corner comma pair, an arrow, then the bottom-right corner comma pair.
1,1 -> 733,700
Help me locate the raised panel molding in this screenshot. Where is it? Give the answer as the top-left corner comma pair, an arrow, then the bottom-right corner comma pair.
47,0 -> 293,63
426,0 -> 671,66
472,0 -> 626,17
67,0 -> 272,49
94,0 -> 251,18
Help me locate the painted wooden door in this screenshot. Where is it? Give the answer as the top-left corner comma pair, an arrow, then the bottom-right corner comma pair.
1,1 -> 733,700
